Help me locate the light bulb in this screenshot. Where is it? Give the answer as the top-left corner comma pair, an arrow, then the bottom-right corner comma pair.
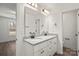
28,3 -> 31,4
44,9 -> 49,14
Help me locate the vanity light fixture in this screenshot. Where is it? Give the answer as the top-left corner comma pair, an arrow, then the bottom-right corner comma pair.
43,9 -> 49,14
41,9 -> 50,16
25,3 -> 49,16
25,3 -> 38,11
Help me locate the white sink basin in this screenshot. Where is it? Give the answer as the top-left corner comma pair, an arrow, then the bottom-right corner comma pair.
36,35 -> 55,39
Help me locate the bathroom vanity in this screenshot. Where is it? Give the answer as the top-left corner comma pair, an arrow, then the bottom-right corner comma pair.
23,34 -> 57,56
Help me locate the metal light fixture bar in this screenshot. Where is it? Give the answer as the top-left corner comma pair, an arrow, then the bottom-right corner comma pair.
27,3 -> 38,8
25,3 -> 50,16
41,9 -> 50,16
25,3 -> 38,11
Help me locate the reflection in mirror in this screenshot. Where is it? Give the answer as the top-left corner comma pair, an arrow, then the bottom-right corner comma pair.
24,6 -> 42,38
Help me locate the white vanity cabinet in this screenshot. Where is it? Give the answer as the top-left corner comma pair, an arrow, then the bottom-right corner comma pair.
23,36 -> 57,56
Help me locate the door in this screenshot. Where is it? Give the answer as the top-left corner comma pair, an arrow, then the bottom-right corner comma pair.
63,10 -> 77,50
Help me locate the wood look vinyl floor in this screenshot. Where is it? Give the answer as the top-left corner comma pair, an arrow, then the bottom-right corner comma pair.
0,40 -> 16,56
0,41 -> 77,56
54,47 -> 77,56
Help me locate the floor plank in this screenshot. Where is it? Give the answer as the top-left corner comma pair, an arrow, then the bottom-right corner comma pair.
54,47 -> 77,56
0,40 -> 16,56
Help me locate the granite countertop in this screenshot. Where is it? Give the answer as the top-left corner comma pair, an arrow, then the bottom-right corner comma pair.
23,34 -> 57,46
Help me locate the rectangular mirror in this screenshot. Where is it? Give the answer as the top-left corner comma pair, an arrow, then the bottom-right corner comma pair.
24,6 -> 45,37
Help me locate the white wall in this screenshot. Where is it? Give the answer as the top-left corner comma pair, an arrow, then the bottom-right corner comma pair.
0,7 -> 16,42
0,17 -> 16,42
43,13 -> 63,54
44,14 -> 58,34
16,3 -> 24,55
56,13 -> 63,54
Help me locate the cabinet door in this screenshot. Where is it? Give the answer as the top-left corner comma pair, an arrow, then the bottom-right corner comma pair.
23,42 -> 34,56
48,38 -> 57,56
34,41 -> 48,52
40,48 -> 47,56
51,45 -> 55,56
46,44 -> 54,56
52,38 -> 57,55
53,38 -> 57,52
47,46 -> 52,56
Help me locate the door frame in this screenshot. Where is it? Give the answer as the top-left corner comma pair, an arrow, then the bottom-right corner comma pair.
61,8 -> 79,55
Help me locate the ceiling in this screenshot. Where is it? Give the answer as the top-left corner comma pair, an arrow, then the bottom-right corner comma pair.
37,3 -> 79,13
0,3 -> 79,14
0,3 -> 16,11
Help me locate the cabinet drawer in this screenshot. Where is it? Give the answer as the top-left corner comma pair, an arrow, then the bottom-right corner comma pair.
34,41 -> 49,52
46,45 -> 54,56
34,48 -> 47,56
